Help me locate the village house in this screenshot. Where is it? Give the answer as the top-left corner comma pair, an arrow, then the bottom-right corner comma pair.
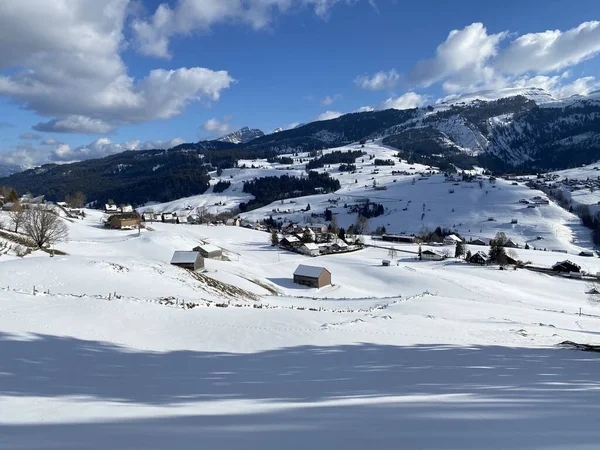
306,224 -> 328,234
469,238 -> 487,246
443,234 -> 462,245
280,236 -> 302,249
504,239 -> 519,249
225,218 -> 241,227
421,249 -> 446,261
2,202 -> 15,211
328,240 -> 349,252
552,260 -> 581,273
194,243 -> 223,260
382,259 -> 391,266
105,204 -> 118,213
161,212 -> 177,223
469,251 -> 490,265
106,213 -> 140,230
170,251 -> 204,271
300,242 -> 320,257
293,264 -> 332,288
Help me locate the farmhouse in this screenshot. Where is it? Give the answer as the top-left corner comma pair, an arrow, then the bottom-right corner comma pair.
193,244 -> 223,259
421,249 -> 445,261
105,204 -> 118,213
469,251 -> 490,265
443,234 -> 462,245
293,265 -> 332,288
170,251 -> 204,271
225,218 -> 241,226
300,242 -> 320,257
504,239 -> 519,249
328,240 -> 349,252
469,238 -> 487,246
162,212 -> 177,223
106,213 -> 140,230
280,236 -> 301,248
552,260 -> 581,273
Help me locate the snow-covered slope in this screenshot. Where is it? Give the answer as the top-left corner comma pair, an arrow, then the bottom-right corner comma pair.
440,87 -> 559,106
1,203 -> 600,449
217,126 -> 265,144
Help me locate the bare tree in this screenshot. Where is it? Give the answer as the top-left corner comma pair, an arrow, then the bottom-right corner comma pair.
7,202 -> 26,233
330,215 -> 339,235
22,207 -> 69,248
388,246 -> 398,259
353,215 -> 369,235
68,191 -> 86,208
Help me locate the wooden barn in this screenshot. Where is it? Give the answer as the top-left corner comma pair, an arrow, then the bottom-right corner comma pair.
193,244 -> 223,259
106,213 -> 140,230
293,265 -> 331,288
170,251 -> 204,271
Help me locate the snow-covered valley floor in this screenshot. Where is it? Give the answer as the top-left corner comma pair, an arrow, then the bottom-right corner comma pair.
2,188 -> 600,447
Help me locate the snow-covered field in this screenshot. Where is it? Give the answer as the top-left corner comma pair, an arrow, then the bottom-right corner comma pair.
1,202 -> 600,449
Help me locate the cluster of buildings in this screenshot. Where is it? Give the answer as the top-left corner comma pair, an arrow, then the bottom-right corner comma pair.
169,244 -> 225,272
278,224 -> 358,257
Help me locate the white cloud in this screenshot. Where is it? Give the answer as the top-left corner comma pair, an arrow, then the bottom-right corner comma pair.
408,23 -> 506,89
554,76 -> 600,98
321,94 -> 341,106
202,117 -> 232,135
134,0 -> 359,58
0,136 -> 186,166
355,70 -> 400,90
0,1 -> 234,134
41,138 -> 60,146
379,92 -> 426,110
355,106 -> 374,113
495,21 -> 600,75
315,110 -> 343,121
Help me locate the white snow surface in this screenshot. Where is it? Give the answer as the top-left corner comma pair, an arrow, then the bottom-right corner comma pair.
1,146 -> 600,448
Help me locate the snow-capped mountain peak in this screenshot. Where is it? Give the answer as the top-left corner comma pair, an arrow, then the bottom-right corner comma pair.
217,127 -> 265,144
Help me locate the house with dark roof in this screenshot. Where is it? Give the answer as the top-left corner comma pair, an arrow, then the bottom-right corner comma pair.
469,251 -> 490,265
293,265 -> 331,288
469,238 -> 487,246
552,260 -> 581,273
170,251 -> 204,271
421,249 -> 446,261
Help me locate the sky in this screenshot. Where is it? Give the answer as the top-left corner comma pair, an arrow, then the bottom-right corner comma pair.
0,0 -> 599,167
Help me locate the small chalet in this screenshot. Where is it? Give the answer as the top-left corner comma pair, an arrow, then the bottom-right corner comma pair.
307,224 -> 328,234
300,242 -> 320,257
194,243 -> 223,259
106,213 -> 140,230
280,236 -> 301,248
142,212 -> 155,222
469,238 -> 487,246
329,240 -> 349,252
2,202 -> 15,211
469,251 -> 490,265
105,204 -> 118,213
552,260 -> 581,273
443,234 -> 462,245
170,251 -> 204,271
162,212 -> 177,223
421,249 -> 445,261
382,259 -> 391,266
226,218 -> 241,226
293,265 -> 331,288
504,239 -> 519,249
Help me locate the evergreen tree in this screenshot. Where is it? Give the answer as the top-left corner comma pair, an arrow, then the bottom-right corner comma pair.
455,240 -> 465,258
465,249 -> 472,261
270,229 -> 279,246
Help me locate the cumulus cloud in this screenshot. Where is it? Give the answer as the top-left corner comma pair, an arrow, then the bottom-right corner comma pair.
396,20 -> 600,100
379,92 -> 426,110
321,94 -> 341,106
19,132 -> 42,140
495,21 -> 600,74
0,1 -> 234,134
133,0 -> 360,58
315,110 -> 343,121
355,70 -> 400,90
0,136 -> 186,167
408,23 -> 506,89
202,117 -> 232,135
355,106 -> 374,113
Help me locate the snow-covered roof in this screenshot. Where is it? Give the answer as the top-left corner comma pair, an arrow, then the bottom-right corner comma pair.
302,243 -> 320,250
283,236 -> 299,243
294,264 -> 329,278
171,251 -> 200,264
198,243 -> 222,254
444,235 -> 462,242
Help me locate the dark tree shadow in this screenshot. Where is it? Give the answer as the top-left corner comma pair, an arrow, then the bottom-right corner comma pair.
1,332 -> 599,449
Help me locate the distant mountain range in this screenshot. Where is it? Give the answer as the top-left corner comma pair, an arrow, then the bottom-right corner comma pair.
3,87 -> 600,203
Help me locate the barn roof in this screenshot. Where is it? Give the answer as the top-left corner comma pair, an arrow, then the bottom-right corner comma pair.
197,243 -> 222,254
171,251 -> 201,264
444,234 -> 462,242
294,264 -> 329,278
302,243 -> 320,250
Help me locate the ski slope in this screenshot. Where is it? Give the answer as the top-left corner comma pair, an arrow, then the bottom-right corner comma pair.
1,207 -> 600,449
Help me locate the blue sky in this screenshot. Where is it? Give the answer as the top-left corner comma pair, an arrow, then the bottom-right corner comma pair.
0,0 -> 599,166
